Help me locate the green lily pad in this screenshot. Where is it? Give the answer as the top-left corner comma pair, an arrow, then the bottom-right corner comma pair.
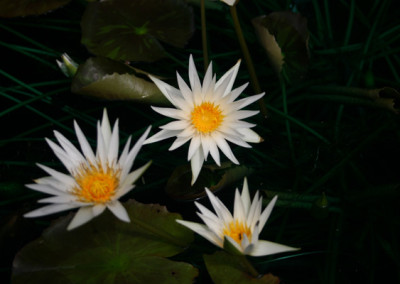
12,200 -> 197,284
0,0 -> 71,18
252,11 -> 309,83
81,0 -> 194,62
204,251 -> 280,284
165,162 -> 253,201
71,57 -> 169,105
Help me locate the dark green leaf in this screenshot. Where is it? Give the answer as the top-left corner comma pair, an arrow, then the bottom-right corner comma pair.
81,0 -> 194,62
0,0 -> 71,18
12,200 -> 197,283
252,11 -> 309,83
204,251 -> 280,284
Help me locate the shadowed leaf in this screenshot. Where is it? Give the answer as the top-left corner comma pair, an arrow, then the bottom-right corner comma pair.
71,57 -> 169,105
204,251 -> 280,283
0,0 -> 71,18
252,11 -> 309,83
81,0 -> 194,62
12,200 -> 197,284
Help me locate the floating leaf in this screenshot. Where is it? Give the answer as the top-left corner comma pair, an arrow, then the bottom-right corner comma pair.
204,251 -> 281,284
165,162 -> 253,201
0,0 -> 71,18
81,0 -> 194,62
71,57 -> 169,105
252,11 -> 309,83
12,200 -> 197,284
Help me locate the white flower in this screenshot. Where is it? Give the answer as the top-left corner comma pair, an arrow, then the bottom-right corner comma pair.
144,55 -> 264,185
176,178 -> 299,256
24,109 -> 152,230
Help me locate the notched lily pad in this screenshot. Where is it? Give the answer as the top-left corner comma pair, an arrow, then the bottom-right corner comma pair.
81,0 -> 194,62
12,200 -> 197,284
204,251 -> 280,283
0,0 -> 71,18
165,162 -> 253,201
252,11 -> 309,83
71,56 -> 169,105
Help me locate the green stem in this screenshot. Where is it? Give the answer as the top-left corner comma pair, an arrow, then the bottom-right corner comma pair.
229,5 -> 267,118
200,0 -> 209,72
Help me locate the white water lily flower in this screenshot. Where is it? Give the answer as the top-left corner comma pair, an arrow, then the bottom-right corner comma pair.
176,178 -> 299,256
144,55 -> 264,185
24,109 -> 152,230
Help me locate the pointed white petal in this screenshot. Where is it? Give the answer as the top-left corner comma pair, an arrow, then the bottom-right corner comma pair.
176,219 -> 222,247
169,136 -> 191,151
205,188 -> 233,225
107,201 -> 130,222
74,121 -> 96,165
202,61 -> 213,94
258,195 -> 278,231
120,126 -> 151,181
151,106 -> 186,120
240,177 -> 251,214
177,72 -> 194,107
25,183 -> 63,195
231,93 -> 265,111
67,206 -> 94,230
160,120 -> 190,131
214,135 -> 239,164
215,60 -> 241,96
190,148 -> 205,185
233,188 -> 246,224
107,119 -> 120,164
38,194 -> 76,203
24,203 -> 81,218
188,135 -> 201,161
118,136 -> 132,166
226,83 -> 248,103
37,164 -> 76,188
100,109 -> 112,146
92,204 -> 106,217
237,128 -> 263,143
143,129 -> 180,145
248,240 -> 299,257
208,135 -> 220,166
119,161 -> 152,191
188,55 -> 202,96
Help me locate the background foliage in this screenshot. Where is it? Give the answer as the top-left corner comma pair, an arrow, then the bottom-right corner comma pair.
1,0 -> 400,283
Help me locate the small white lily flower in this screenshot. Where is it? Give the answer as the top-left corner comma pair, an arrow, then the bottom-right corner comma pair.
24,109 -> 152,230
144,55 -> 264,185
177,178 -> 299,256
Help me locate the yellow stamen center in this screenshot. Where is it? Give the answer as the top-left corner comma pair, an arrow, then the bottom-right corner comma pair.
72,164 -> 120,203
191,102 -> 224,133
223,220 -> 252,245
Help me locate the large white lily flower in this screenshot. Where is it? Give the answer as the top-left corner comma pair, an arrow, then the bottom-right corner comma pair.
144,55 -> 264,185
24,109 -> 152,230
176,178 -> 299,256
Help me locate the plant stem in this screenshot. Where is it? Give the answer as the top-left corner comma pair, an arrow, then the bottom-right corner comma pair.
229,5 -> 267,118
200,0 -> 209,72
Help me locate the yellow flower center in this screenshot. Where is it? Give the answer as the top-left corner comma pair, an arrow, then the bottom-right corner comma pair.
191,102 -> 224,133
223,220 -> 252,245
72,164 -> 120,204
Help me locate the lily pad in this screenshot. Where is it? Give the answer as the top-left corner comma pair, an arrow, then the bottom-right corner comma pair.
252,11 -> 309,83
12,200 -> 197,283
81,0 -> 194,62
71,57 -> 169,105
165,162 -> 253,201
204,251 -> 280,284
0,0 -> 70,18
